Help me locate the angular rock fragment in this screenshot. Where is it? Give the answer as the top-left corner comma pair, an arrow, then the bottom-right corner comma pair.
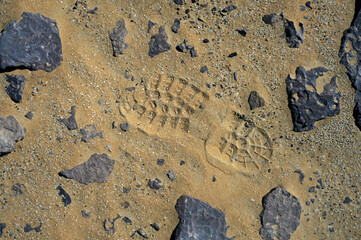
167,170 -> 176,181
171,195 -> 231,240
236,29 -> 247,36
136,228 -> 149,239
286,66 -> 340,132
171,18 -> 181,33
150,222 -> 160,231
5,75 -> 26,103
25,111 -> 34,120
0,223 -> 6,238
56,185 -> 72,207
79,124 -> 103,142
173,0 -> 184,5
0,116 -> 26,156
260,187 -> 301,240
109,19 -> 128,56
59,153 -> 115,185
12,183 -> 25,195
200,66 -> 208,73
339,7 -> 361,130
148,178 -> 164,189
57,106 -> 78,130
284,20 -> 304,48
262,13 -> 283,25
0,12 -> 62,72
149,26 -> 171,58
248,91 -> 265,110
147,20 -> 156,33
222,5 -> 237,13
24,223 -> 42,233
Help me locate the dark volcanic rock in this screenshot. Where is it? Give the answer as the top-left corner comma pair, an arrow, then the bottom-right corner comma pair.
260,187 -> 301,240
5,75 -> 26,103
148,178 -> 164,189
24,223 -> 42,233
147,20 -> 156,33
284,20 -> 304,48
200,66 -> 208,73
59,153 -> 115,185
171,195 -> 231,240
173,0 -> 184,5
248,91 -> 265,110
0,12 -> 62,72
354,90 -> 361,129
222,5 -> 237,13
109,18 -> 128,56
25,111 -> 34,120
120,122 -> 129,131
103,214 -> 121,233
79,124 -> 103,142
0,223 -> 6,238
236,29 -> 247,36
262,13 -> 283,25
0,116 -> 26,156
56,185 -> 71,207
149,26 -> 171,58
150,222 -> 160,231
172,18 -> 181,33
285,66 -> 340,132
57,106 -> 78,130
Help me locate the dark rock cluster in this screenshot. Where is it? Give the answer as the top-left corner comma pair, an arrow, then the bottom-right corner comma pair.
286,66 -> 340,132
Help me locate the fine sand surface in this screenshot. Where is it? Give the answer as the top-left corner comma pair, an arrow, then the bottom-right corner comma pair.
0,0 -> 360,239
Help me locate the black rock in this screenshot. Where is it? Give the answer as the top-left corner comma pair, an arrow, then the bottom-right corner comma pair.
25,111 -> 34,120
136,228 -> 149,239
109,18 -> 128,56
24,223 -> 42,233
172,18 -> 181,33
190,47 -> 198,57
150,222 -> 160,231
167,170 -> 176,181
260,187 -> 301,240
173,0 -> 184,5
149,26 -> 171,57
56,185 -> 71,207
0,12 -> 62,72
59,153 -> 115,185
87,7 -> 99,14
79,124 -> 103,142
12,183 -> 25,195
228,52 -> 237,58
236,29 -> 247,36
120,122 -> 129,131
248,91 -> 265,110
305,1 -> 312,9
57,106 -> 78,130
81,210 -> 91,218
0,116 -> 26,156
222,5 -> 237,13
5,75 -> 26,103
176,44 -> 186,52
200,66 -> 208,73
171,195 -> 231,240
285,66 -> 340,132
148,178 -> 164,189
262,13 -> 283,25
122,217 -> 132,223
354,91 -> 361,129
343,197 -> 352,204
0,223 -> 6,238
147,20 -> 156,33
203,38 -> 209,43
284,20 -> 304,48
157,158 -> 165,166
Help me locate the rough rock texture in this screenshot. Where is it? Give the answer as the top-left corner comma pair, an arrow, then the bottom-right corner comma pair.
56,185 -> 71,207
5,75 -> 26,103
109,19 -> 128,56
79,124 -> 103,142
0,116 -> 26,156
149,26 -> 171,58
59,153 -> 115,185
171,195 -> 231,240
222,5 -> 237,13
0,12 -> 62,72
260,187 -> 301,240
171,18 -> 181,33
285,66 -> 340,132
262,13 -> 283,25
57,106 -> 78,130
0,223 -> 6,238
248,91 -> 265,110
148,178 -> 164,189
284,20 -> 304,48
339,6 -> 361,130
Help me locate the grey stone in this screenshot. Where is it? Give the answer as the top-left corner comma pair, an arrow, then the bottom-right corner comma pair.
200,66 -> 208,73
136,228 -> 149,239
59,153 -> 115,185
109,18 -> 128,56
56,185 -> 71,207
0,116 -> 26,156
81,210 -> 91,218
284,20 -> 304,48
148,178 -> 164,189
0,12 -> 62,72
25,111 -> 34,120
57,106 -> 78,130
172,18 -> 181,33
260,187 -> 301,240
222,5 -> 237,13
248,91 -> 265,110
354,90 -> 361,129
167,170 -> 176,181
79,124 -> 103,142
173,0 -> 184,5
12,183 -> 25,195
149,26 -> 171,58
171,195 -> 231,240
285,66 -> 340,132
0,223 -> 6,238
147,20 -> 156,33
24,223 -> 42,233
262,13 -> 283,25
150,222 -> 160,231
5,75 -> 26,103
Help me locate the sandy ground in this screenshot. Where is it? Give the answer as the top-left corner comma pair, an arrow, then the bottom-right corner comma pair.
0,0 -> 360,239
